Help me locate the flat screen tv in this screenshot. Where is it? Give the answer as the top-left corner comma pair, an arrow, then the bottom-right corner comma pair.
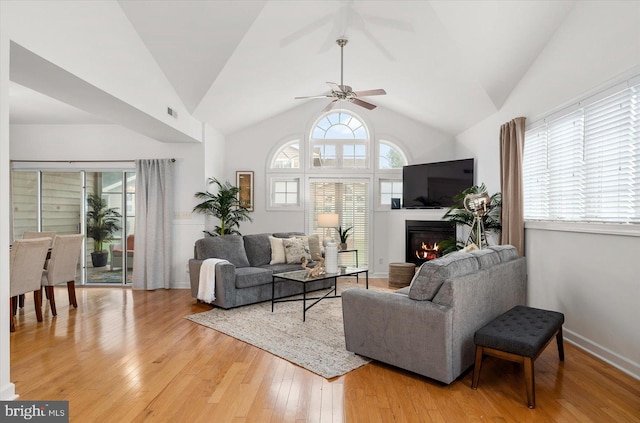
402,158 -> 474,208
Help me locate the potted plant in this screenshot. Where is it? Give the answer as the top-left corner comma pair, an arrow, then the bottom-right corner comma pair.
192,177 -> 253,236
86,193 -> 122,267
440,183 -> 501,254
336,226 -> 352,250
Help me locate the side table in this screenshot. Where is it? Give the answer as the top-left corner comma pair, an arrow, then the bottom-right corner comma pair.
338,248 -> 359,283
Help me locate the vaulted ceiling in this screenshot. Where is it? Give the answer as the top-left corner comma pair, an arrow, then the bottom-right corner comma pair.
10,0 -> 577,137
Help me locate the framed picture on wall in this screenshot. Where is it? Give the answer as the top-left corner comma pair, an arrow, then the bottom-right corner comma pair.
236,171 -> 254,211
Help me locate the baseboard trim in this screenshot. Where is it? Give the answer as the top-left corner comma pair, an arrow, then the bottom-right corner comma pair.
171,282 -> 190,290
564,328 -> 640,380
0,382 -> 17,400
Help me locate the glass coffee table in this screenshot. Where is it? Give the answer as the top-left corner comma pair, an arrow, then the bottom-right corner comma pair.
271,267 -> 368,321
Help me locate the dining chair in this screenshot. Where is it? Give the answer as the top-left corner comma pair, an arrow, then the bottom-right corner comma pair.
41,234 -> 84,316
19,231 -> 56,309
10,238 -> 51,332
23,231 -> 57,247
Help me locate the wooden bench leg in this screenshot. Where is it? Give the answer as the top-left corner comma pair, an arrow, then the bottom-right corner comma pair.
471,345 -> 483,389
523,356 -> 536,409
556,327 -> 565,361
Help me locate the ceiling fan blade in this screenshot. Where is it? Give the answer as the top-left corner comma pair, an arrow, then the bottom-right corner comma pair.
351,98 -> 377,110
321,99 -> 338,113
295,94 -> 332,99
326,82 -> 343,93
353,89 -> 386,97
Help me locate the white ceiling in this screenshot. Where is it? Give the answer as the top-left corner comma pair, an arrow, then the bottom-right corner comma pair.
9,0 -> 577,137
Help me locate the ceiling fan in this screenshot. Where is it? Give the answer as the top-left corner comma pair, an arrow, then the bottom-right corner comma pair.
295,38 -> 386,113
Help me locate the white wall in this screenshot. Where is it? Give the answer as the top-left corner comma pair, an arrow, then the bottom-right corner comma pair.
225,100 -> 455,276
10,124 -> 210,289
1,1 -> 201,141
455,1 -> 640,378
0,24 -> 16,401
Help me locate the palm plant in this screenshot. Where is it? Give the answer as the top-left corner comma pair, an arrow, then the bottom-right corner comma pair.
86,193 -> 122,267
86,193 -> 122,253
193,178 -> 253,236
440,183 -> 501,254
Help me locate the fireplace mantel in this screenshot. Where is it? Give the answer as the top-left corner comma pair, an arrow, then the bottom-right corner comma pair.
386,209 -> 448,264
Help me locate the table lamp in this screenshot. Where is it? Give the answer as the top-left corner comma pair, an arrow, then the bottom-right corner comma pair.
318,213 -> 339,247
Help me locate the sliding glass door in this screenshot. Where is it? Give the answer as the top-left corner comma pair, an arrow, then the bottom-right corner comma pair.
11,167 -> 135,286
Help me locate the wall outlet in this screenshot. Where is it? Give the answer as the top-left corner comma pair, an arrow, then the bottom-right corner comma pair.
174,211 -> 192,219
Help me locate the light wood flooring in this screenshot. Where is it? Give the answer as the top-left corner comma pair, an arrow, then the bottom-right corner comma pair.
9,281 -> 640,422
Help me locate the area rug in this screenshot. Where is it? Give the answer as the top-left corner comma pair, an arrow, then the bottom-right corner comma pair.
185,281 -> 384,379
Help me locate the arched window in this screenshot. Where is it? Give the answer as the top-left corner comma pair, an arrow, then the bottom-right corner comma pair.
310,111 -> 369,169
379,140 -> 407,169
271,140 -> 300,169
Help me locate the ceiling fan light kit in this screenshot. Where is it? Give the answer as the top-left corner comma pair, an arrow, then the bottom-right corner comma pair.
296,38 -> 386,113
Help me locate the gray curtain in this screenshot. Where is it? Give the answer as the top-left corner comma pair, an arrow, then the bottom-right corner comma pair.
499,117 -> 526,256
133,159 -> 174,290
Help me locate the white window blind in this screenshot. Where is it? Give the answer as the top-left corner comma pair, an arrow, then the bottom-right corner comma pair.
309,180 -> 369,267
524,81 -> 640,223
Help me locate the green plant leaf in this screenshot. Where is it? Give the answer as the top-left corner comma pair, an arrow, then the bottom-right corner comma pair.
193,177 -> 253,235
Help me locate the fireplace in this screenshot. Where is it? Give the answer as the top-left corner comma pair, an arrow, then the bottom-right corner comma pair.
405,220 -> 455,266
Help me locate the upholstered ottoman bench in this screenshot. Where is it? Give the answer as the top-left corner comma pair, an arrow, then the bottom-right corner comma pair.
471,305 -> 565,408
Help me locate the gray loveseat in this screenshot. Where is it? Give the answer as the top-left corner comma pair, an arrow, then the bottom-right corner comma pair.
189,233 -> 332,309
342,245 -> 526,384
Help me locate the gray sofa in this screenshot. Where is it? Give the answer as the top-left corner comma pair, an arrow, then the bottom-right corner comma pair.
342,245 -> 526,384
188,232 -> 332,309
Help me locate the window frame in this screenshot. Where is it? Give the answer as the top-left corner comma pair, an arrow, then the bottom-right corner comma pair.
523,74 -> 640,235
267,174 -> 304,210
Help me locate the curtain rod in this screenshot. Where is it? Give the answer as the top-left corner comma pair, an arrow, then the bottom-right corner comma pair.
10,159 -> 176,163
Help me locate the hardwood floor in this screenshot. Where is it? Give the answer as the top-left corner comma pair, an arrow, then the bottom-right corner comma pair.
9,282 -> 640,422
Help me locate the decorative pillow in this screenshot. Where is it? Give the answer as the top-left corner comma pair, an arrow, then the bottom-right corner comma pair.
269,236 -> 286,265
283,237 -> 312,264
307,234 -> 322,261
408,251 -> 479,301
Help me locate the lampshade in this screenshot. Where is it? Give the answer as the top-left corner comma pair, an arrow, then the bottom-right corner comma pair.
318,213 -> 339,228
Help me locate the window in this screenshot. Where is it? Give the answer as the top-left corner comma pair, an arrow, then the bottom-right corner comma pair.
379,179 -> 403,206
310,111 -> 369,169
376,140 -> 407,208
379,141 -> 406,169
524,80 -> 640,224
308,180 -> 369,267
267,140 -> 302,210
270,177 -> 300,206
271,141 -> 300,169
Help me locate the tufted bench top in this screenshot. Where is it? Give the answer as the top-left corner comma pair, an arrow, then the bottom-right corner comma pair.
474,305 -> 565,358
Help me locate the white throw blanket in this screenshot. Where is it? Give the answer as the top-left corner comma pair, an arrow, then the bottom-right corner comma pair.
197,258 -> 229,303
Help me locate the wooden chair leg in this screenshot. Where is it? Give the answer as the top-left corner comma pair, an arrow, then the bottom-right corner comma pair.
46,286 -> 57,316
556,327 -> 565,361
9,298 -> 15,332
523,357 -> 536,409
19,294 -> 25,308
11,296 -> 18,316
67,281 -> 78,308
34,289 -> 43,322
471,346 -> 483,389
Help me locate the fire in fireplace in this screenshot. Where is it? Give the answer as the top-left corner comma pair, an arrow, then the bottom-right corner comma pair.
405,220 -> 455,266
